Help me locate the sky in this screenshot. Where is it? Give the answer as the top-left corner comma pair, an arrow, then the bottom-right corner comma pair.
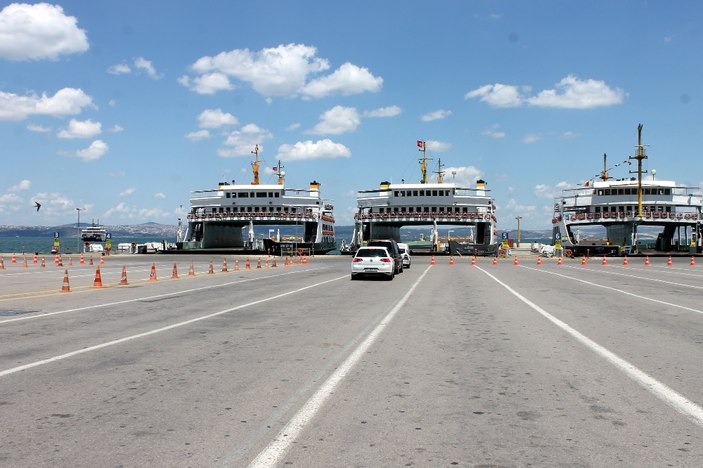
1,1 -> 702,230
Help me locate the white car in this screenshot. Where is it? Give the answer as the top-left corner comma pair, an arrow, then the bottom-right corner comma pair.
351,246 -> 395,280
397,242 -> 412,269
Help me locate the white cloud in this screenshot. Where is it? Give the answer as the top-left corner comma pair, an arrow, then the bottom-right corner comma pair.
0,87 -> 93,121
179,72 -> 234,94
217,124 -> 272,157
134,56 -> 161,79
276,139 -> 351,161
119,187 -> 136,197
0,3 -> 88,60
528,76 -> 625,108
444,166 -> 483,186
27,123 -> 51,133
57,118 -> 102,139
505,198 -> 537,212
425,140 -> 452,152
75,140 -> 108,161
464,83 -> 527,108
534,181 -> 571,199
8,179 -> 31,192
186,129 -> 211,141
364,105 -> 402,118
197,108 -> 238,128
154,192 -> 166,199
482,124 -> 506,139
465,76 -> 625,109
182,43 -> 381,99
308,106 -> 360,135
108,124 -> 124,133
285,122 -> 301,131
420,109 -> 452,122
301,62 -> 382,99
107,63 -> 131,75
522,133 -> 542,144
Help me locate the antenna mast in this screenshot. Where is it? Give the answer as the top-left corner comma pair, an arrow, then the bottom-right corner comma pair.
629,123 -> 648,219
434,158 -> 445,184
417,140 -> 432,184
251,145 -> 260,185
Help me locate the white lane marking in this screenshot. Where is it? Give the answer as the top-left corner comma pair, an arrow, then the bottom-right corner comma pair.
520,265 -> 703,315
476,265 -> 703,428
0,269 -> 310,325
0,274 -> 347,378
561,263 -> 703,289
248,265 -> 433,468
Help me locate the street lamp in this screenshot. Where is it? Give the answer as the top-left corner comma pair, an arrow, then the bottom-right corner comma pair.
515,216 -> 523,247
76,208 -> 82,253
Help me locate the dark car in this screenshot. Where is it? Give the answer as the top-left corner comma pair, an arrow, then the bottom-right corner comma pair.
367,239 -> 403,274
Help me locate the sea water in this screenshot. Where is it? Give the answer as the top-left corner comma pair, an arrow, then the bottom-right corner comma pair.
0,236 -> 161,255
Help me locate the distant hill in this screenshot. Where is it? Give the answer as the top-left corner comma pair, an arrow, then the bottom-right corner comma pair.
0,223 -> 178,239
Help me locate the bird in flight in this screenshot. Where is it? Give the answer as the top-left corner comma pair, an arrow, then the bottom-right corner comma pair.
34,201 -> 41,212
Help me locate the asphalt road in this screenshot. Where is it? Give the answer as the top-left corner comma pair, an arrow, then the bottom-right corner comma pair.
1,253 -> 702,466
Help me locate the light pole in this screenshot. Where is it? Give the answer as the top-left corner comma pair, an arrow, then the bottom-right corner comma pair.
515,216 -> 522,247
76,208 -> 82,253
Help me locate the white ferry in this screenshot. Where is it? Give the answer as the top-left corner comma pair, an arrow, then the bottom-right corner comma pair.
177,146 -> 336,255
343,140 -> 498,256
81,221 -> 107,242
552,124 -> 702,257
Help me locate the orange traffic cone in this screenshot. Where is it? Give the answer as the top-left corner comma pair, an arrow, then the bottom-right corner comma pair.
222,258 -> 228,272
557,256 -> 563,266
691,256 -> 696,267
471,256 -> 476,266
449,256 -> 455,266
172,262 -> 179,279
208,259 -> 214,274
54,254 -> 59,265
119,265 -> 129,285
68,257 -> 73,266
246,258 -> 251,270
623,256 -> 629,266
0,257 -> 4,269
272,258 -> 277,267
234,259 -> 240,271
265,259 -> 269,268
79,253 -> 85,265
602,256 -> 608,266
93,266 -> 103,288
22,256 -> 28,268
667,256 -> 673,267
536,257 -> 542,266
57,256 -> 63,267
41,257 -> 46,268
11,253 -> 17,264
302,256 -> 308,265
188,261 -> 196,276
60,269 -> 71,293
149,262 -> 158,281
32,253 -> 38,264
492,256 -> 497,266
431,255 -> 436,266
284,256 -> 289,267
581,256 -> 587,266
257,259 -> 262,269
513,256 -> 519,266
89,256 -> 94,265
645,256 -> 651,266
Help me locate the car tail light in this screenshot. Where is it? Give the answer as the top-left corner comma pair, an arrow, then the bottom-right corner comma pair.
380,258 -> 391,263
353,258 -> 363,262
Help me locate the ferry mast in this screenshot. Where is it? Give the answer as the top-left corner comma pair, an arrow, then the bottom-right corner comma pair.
251,144 -> 261,185
629,123 -> 648,220
417,140 -> 433,184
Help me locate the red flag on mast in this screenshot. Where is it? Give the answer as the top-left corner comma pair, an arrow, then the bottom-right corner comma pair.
417,140 -> 424,149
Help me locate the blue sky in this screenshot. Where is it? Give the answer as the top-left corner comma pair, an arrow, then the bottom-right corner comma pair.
1,1 -> 701,230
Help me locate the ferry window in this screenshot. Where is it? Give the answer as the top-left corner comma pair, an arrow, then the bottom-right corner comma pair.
250,192 -> 255,198
256,192 -> 266,198
424,207 -> 429,212
239,192 -> 248,198
618,189 -> 624,195
665,206 -> 671,212
657,206 -> 663,211
618,206 -> 624,212
274,192 -> 279,198
419,190 -> 425,196
226,193 -> 230,198
394,207 -> 399,213
226,207 -> 230,213
401,207 -> 406,213
431,207 -> 437,212
595,207 -> 601,213
379,208 -> 384,213
604,189 -> 611,195
394,191 -> 399,197
247,207 -> 252,212
664,189 -> 671,195
413,190 -> 418,196
408,207 -> 414,213
463,207 -> 468,213
598,190 -> 604,196
284,207 -> 289,212
276,207 -> 281,212
432,190 -> 438,196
